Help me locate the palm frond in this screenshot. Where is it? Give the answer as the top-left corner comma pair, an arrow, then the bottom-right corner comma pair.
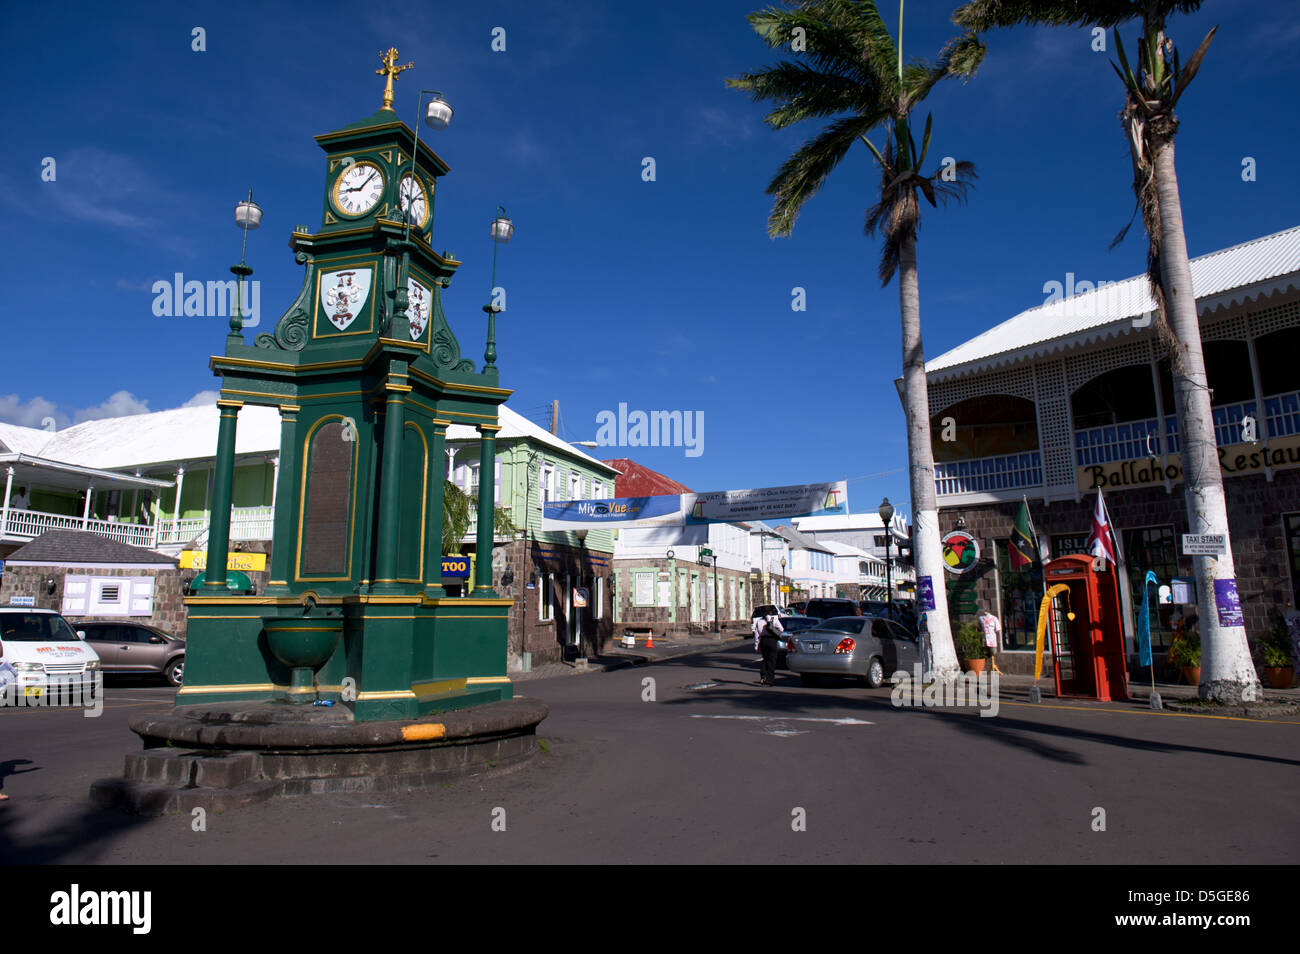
953,0 -> 1162,31
727,60 -> 882,128
908,31 -> 986,106
765,113 -> 878,237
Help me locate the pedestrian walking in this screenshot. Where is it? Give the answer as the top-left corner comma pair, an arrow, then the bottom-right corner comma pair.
755,612 -> 783,686
976,602 -> 1002,674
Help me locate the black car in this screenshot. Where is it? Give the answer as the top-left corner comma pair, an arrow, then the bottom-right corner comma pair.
802,598 -> 863,621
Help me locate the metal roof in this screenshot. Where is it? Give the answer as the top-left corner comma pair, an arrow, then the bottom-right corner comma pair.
446,404 -> 619,475
924,225 -> 1300,382
36,405 -> 281,471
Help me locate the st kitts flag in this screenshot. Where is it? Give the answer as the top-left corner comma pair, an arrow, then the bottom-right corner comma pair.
1008,497 -> 1040,570
1085,488 -> 1124,565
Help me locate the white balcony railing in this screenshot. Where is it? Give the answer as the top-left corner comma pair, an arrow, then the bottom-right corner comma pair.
1,505 -> 274,549
934,451 -> 1043,497
0,509 -> 157,547
1073,389 -> 1300,467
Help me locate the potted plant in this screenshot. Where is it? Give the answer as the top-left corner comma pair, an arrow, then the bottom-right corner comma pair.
955,621 -> 985,672
1166,627 -> 1201,686
1259,617 -> 1295,689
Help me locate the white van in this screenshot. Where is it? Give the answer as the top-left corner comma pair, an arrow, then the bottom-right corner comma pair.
0,606 -> 101,703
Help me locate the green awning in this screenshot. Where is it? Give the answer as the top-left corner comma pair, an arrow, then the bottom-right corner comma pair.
191,570 -> 254,593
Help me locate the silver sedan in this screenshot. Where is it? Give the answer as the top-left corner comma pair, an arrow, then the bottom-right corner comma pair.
786,616 -> 921,689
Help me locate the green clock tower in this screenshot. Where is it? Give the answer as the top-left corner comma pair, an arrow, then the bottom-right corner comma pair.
179,50 -> 513,722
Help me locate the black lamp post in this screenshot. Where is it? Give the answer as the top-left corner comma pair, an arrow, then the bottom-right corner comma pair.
879,497 -> 895,615
482,206 -> 513,369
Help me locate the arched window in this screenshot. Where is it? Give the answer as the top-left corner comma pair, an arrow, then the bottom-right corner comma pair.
931,395 -> 1038,462
1071,365 -> 1158,430
1255,327 -> 1300,396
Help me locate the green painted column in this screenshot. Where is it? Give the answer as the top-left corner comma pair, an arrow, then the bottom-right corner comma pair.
473,423 -> 499,595
424,417 -> 450,597
372,383 -> 408,592
264,403 -> 300,595
205,399 -> 241,590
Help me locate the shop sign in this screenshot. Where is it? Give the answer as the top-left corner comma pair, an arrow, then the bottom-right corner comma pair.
1077,433 -> 1300,492
941,530 -> 980,575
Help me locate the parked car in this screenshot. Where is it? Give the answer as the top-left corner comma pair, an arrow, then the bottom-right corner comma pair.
786,615 -> 921,688
770,614 -> 820,668
802,598 -> 863,621
859,600 -> 892,618
0,607 -> 101,701
79,622 -> 186,686
752,604 -> 793,619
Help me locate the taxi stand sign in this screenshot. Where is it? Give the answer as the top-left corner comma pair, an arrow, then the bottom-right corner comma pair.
1182,533 -> 1226,556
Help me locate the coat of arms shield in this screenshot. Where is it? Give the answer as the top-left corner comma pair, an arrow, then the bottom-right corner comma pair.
407,277 -> 430,340
320,267 -> 372,331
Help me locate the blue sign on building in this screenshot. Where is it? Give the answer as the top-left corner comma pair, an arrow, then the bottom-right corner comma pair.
440,556 -> 470,578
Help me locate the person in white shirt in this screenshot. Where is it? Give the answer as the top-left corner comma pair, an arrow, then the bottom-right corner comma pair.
976,602 -> 1002,674
9,487 -> 29,511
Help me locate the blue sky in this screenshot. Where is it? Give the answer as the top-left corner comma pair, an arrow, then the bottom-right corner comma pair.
2,0 -> 1297,518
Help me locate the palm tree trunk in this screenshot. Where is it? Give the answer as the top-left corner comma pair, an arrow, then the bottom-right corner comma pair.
1152,138 -> 1261,703
899,231 -> 957,675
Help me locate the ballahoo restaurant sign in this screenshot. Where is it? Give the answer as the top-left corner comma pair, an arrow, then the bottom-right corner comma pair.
1077,433 -> 1300,492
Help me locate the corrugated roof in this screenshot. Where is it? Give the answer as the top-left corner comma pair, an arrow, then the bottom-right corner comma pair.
926,225 -> 1300,380
599,458 -> 694,496
5,530 -> 177,565
446,405 -> 619,474
37,405 -> 281,471
0,422 -> 54,456
794,512 -> 888,532
773,524 -> 833,553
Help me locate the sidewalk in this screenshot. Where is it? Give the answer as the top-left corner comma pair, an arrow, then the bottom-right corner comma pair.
989,670 -> 1300,713
509,629 -> 751,682
511,641 -> 1300,714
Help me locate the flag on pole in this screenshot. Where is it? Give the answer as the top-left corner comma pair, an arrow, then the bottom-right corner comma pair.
1085,488 -> 1122,565
1009,497 -> 1039,571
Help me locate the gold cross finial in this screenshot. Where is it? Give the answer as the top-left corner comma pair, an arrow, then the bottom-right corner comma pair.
376,48 -> 413,111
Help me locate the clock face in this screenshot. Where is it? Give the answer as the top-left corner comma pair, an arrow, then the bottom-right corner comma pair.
333,161 -> 385,217
398,174 -> 429,229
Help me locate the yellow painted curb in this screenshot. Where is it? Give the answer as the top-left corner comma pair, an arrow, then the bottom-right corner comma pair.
401,723 -> 446,741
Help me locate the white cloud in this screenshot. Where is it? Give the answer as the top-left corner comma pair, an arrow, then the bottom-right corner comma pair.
72,390 -> 153,423
182,390 -> 221,407
0,393 -> 63,429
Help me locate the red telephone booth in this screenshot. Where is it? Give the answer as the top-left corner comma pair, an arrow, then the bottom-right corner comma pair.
1043,555 -> 1130,702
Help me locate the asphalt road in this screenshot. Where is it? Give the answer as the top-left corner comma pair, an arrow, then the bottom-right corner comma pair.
2,648 -> 1297,864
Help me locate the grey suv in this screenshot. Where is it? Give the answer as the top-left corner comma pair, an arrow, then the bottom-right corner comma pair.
79,622 -> 185,686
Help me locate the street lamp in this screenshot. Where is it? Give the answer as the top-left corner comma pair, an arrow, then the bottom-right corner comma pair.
229,189 -> 261,337
482,205 -> 513,370
879,497 -> 895,615
780,555 -> 787,608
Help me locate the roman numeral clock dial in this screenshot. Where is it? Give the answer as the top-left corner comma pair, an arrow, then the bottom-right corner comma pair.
332,160 -> 385,217
398,173 -> 429,230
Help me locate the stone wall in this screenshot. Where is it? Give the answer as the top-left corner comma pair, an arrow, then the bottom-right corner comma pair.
0,564 -> 188,637
936,467 -> 1300,670
482,537 -> 616,666
612,557 -> 749,636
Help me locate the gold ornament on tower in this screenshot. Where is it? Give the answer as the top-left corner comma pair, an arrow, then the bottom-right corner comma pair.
376,48 -> 413,111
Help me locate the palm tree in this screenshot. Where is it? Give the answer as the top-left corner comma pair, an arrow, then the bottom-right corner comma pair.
729,0 -> 985,676
954,0 -> 1261,703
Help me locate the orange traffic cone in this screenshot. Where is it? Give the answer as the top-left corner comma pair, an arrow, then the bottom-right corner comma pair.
645,630 -> 655,649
